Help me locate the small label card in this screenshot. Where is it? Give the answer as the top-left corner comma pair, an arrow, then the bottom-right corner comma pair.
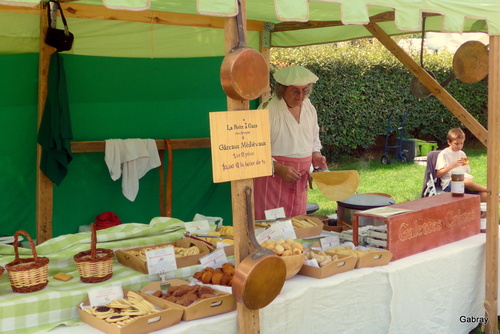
256,225 -> 279,244
184,220 -> 211,235
304,258 -> 320,268
272,219 -> 297,240
146,246 -> 177,275
217,241 -> 233,248
200,248 -> 228,269
265,207 -> 286,220
256,220 -> 297,244
88,285 -> 124,307
320,235 -> 340,250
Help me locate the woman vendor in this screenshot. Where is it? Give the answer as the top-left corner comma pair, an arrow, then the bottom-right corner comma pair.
253,65 -> 328,220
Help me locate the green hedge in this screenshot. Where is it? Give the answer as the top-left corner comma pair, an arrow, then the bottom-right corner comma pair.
270,39 -> 488,162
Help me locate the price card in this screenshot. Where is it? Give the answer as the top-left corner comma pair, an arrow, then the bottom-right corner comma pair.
88,285 -> 124,307
256,220 -> 297,243
217,241 -> 233,249
272,219 -> 297,240
256,225 -> 280,244
209,109 -> 272,183
304,258 -> 320,268
199,248 -> 228,269
320,235 -> 340,250
265,207 -> 286,220
184,220 -> 211,235
146,246 -> 177,275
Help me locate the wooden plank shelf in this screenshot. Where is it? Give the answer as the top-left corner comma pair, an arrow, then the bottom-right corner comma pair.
70,138 -> 210,153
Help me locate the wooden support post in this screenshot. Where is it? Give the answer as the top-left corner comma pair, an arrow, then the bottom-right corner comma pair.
485,35 -> 499,334
364,21 -> 488,146
223,1 -> 261,333
36,4 -> 57,244
259,22 -> 272,104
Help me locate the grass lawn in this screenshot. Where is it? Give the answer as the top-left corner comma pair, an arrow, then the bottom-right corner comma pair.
308,147 -> 488,216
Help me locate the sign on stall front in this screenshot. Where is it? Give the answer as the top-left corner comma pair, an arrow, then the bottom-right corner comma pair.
209,109 -> 272,183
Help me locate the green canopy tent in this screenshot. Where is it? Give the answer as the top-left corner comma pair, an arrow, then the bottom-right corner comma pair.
1,1 -> 499,332
1,0 -> 499,57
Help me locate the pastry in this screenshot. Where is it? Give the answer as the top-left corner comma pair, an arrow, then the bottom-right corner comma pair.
201,271 -> 213,284
53,272 -> 73,282
211,272 -> 223,285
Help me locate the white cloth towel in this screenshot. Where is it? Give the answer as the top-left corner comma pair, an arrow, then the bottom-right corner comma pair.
105,138 -> 161,201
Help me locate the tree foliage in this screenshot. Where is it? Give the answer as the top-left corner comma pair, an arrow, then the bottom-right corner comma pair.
270,40 -> 488,162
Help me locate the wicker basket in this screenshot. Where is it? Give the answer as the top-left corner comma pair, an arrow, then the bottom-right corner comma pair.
74,223 -> 114,283
5,230 -> 49,293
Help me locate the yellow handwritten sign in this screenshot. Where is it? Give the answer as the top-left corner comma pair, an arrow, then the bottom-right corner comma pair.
209,109 -> 272,183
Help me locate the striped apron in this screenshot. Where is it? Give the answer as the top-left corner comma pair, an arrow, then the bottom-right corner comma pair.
253,156 -> 312,220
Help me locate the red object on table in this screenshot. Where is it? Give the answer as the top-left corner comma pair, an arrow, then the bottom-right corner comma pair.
95,211 -> 121,230
353,193 -> 480,261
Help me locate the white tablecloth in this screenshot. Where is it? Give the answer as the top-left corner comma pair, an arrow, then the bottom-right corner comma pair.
48,233 -> 488,334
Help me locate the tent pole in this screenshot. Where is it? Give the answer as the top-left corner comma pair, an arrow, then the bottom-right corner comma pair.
364,21 -> 487,146
485,35 -> 499,334
223,1 -> 260,333
259,22 -> 273,105
36,3 -> 57,244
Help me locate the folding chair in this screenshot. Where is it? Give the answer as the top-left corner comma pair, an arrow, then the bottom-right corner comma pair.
421,150 -> 443,197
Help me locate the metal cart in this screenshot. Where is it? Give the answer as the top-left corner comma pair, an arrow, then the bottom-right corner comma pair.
381,110 -> 410,164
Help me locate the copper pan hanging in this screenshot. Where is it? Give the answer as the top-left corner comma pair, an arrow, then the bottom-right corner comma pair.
410,40 -> 489,99
452,40 -> 489,84
231,187 -> 286,310
220,0 -> 269,101
411,17 -> 489,99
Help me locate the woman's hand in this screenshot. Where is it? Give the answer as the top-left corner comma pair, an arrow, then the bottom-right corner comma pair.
274,162 -> 302,183
312,152 -> 328,170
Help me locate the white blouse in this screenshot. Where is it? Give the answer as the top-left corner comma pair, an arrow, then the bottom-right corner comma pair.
261,96 -> 322,158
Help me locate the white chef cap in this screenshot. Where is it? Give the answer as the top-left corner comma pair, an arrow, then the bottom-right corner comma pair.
273,65 -> 319,86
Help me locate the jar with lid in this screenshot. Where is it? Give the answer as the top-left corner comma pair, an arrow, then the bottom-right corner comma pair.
451,170 -> 464,197
480,202 -> 487,233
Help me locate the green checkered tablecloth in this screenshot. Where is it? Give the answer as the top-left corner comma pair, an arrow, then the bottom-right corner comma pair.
0,217 -> 207,334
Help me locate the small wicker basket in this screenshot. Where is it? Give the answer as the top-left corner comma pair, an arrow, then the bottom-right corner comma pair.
5,230 -> 49,293
74,223 -> 114,283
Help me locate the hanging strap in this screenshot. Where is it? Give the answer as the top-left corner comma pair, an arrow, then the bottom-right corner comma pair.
47,0 -> 71,36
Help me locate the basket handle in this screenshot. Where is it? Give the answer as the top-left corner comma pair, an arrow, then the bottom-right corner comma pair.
90,222 -> 97,259
13,230 -> 38,262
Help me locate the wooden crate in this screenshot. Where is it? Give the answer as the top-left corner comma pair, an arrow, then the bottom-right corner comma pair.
352,193 -> 480,261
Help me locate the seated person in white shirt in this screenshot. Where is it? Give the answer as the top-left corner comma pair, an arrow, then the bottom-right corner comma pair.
436,128 -> 487,202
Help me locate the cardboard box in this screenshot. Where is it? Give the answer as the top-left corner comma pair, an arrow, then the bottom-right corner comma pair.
354,250 -> 393,268
140,279 -> 236,321
78,289 -> 184,334
352,193 -> 481,261
306,214 -> 329,224
298,253 -> 357,279
116,237 -> 212,274
219,244 -> 235,257
323,247 -> 393,269
292,215 -> 324,239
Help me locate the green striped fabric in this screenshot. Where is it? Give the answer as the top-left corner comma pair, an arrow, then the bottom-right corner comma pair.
0,217 -> 212,333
